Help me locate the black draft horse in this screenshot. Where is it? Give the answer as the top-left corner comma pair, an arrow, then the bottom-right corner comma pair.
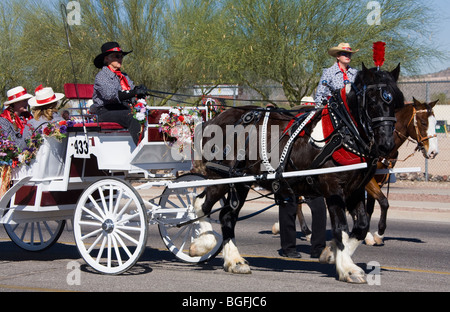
191,64 -> 404,283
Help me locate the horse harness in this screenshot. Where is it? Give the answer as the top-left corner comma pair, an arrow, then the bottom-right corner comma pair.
205,84 -> 396,208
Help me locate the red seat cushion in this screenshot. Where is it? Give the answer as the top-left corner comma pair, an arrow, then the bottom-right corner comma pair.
64,84 -> 94,99
71,122 -> 125,130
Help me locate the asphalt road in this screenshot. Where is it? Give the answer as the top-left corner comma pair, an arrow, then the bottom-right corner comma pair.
0,198 -> 449,296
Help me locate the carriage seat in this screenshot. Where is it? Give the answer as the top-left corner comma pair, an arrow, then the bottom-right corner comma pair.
68,122 -> 126,132
64,83 -> 129,133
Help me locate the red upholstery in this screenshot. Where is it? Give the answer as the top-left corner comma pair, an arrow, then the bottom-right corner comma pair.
71,122 -> 125,130
64,84 -> 94,99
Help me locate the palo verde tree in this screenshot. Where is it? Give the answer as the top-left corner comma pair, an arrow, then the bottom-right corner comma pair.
214,0 -> 443,106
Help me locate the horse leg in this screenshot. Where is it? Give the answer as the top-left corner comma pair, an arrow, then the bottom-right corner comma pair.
298,199 -> 312,241
365,179 -> 388,245
365,196 -> 377,246
221,185 -> 251,274
325,193 -> 367,284
190,184 -> 228,257
375,194 -> 389,245
272,199 -> 311,239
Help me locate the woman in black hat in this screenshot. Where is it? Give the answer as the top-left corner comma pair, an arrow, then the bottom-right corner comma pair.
91,42 -> 146,146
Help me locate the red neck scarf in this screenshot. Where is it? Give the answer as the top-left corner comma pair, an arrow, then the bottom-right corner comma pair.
108,66 -> 131,91
338,62 -> 349,83
0,110 -> 26,135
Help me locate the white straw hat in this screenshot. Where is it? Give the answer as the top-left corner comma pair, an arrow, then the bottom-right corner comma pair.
300,96 -> 315,107
28,85 -> 65,107
328,43 -> 359,58
3,86 -> 33,107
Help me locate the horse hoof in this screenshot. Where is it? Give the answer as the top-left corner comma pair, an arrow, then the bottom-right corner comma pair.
374,232 -> 384,245
225,262 -> 252,274
189,233 -> 217,257
365,232 -> 376,246
319,246 -> 335,264
305,234 -> 312,242
271,222 -> 280,235
340,270 -> 367,284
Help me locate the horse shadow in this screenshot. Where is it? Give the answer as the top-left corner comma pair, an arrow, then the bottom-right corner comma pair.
244,256 -> 336,279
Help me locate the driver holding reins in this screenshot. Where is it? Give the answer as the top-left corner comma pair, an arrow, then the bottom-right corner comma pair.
90,42 -> 147,146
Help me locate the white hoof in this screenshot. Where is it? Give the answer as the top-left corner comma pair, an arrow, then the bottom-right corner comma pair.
305,233 -> 312,242
189,232 -> 217,257
224,260 -> 252,274
335,233 -> 366,283
223,239 -> 251,274
319,245 -> 335,264
271,222 -> 280,235
339,266 -> 367,284
365,232 -> 376,246
373,231 -> 384,245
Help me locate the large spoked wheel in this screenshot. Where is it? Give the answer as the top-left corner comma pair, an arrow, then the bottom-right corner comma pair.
158,174 -> 223,263
3,219 -> 65,252
73,178 -> 148,275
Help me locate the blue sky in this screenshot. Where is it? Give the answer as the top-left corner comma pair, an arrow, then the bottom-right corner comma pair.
422,0 -> 450,74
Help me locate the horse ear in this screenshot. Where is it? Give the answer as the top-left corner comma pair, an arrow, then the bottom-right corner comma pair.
390,63 -> 401,82
429,99 -> 439,108
412,97 -> 420,108
361,62 -> 374,80
362,62 -> 369,73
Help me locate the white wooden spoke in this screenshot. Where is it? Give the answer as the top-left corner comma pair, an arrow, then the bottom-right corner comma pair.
4,220 -> 65,252
158,174 -> 223,264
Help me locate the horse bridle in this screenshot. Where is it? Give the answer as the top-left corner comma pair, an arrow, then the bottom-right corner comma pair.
395,106 -> 436,152
410,106 -> 437,144
360,83 -> 397,131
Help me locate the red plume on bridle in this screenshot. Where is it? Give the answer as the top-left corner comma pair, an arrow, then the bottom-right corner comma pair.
373,41 -> 386,69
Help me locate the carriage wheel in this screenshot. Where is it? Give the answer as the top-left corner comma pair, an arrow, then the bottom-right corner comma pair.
3,220 -> 65,252
158,174 -> 223,263
73,178 -> 148,275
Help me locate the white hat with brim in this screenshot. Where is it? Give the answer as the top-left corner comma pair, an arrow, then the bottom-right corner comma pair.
328,43 -> 359,58
3,86 -> 33,107
28,86 -> 65,107
300,96 -> 316,107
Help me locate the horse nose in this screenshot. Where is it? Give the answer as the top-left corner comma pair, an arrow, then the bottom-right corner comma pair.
378,140 -> 395,157
428,150 -> 438,159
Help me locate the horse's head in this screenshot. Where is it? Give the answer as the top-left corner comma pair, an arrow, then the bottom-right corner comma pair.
408,98 -> 439,159
349,63 -> 404,158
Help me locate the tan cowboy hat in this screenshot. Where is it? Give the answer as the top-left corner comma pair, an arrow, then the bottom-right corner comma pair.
3,86 -> 33,107
328,43 -> 359,57
28,85 -> 65,107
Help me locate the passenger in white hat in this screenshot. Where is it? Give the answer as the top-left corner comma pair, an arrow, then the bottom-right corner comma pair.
27,85 -> 65,131
0,86 -> 34,149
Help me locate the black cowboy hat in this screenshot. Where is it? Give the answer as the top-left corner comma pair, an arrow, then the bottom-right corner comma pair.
94,42 -> 132,69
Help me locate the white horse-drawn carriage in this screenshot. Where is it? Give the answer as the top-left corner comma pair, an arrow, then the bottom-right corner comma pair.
0,86 -> 224,274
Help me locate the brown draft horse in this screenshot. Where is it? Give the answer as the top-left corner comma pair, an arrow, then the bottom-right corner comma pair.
364,97 -> 439,245
273,98 -> 439,246
191,64 -> 404,283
